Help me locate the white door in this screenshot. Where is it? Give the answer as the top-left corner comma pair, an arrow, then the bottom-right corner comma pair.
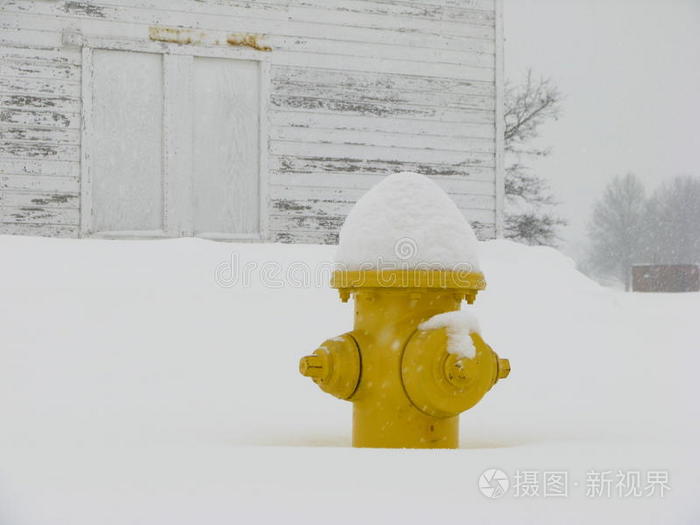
193,57 -> 260,236
85,49 -> 263,239
91,50 -> 164,234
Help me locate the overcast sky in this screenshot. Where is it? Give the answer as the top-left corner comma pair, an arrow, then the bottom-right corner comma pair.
503,0 -> 700,259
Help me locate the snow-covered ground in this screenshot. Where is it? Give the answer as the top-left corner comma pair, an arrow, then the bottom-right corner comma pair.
0,235 -> 698,524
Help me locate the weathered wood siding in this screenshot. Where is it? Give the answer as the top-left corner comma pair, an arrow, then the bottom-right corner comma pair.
0,0 -> 503,243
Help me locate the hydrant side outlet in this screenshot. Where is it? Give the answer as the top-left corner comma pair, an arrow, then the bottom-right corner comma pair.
402,329 -> 502,419
299,334 -> 361,400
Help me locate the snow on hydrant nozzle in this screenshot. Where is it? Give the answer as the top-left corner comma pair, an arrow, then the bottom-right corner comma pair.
299,172 -> 510,449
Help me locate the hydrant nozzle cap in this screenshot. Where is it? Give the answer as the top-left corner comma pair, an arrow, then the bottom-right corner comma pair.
497,358 -> 511,380
299,354 -> 327,379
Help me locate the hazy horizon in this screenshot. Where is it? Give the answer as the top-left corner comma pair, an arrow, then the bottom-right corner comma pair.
504,0 -> 700,261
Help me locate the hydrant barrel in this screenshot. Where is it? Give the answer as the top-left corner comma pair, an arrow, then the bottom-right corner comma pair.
349,288 -> 466,448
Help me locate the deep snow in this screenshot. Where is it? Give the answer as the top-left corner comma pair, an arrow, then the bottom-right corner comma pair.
0,235 -> 698,524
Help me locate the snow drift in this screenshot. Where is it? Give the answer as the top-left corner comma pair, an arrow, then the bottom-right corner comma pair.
0,235 -> 697,524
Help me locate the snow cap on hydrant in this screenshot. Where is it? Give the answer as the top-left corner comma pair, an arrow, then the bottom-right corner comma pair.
299,171 -> 510,449
332,172 -> 486,301
335,171 -> 481,271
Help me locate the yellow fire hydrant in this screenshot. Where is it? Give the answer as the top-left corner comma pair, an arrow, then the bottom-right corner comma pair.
299,172 -> 510,449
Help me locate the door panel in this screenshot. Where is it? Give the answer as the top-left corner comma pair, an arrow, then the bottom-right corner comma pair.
192,57 -> 260,235
91,50 -> 164,233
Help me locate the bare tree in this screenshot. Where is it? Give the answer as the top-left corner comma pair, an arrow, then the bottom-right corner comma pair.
503,70 -> 565,245
587,173 -> 647,290
644,175 -> 700,264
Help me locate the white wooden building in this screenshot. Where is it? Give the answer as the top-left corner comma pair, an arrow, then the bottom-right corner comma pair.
0,0 -> 504,244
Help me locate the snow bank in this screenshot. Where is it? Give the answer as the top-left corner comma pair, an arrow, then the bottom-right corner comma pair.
0,235 -> 698,524
419,310 -> 481,358
334,172 -> 481,271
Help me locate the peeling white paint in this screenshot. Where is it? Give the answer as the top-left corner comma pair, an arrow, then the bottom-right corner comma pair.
0,0 -> 502,242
